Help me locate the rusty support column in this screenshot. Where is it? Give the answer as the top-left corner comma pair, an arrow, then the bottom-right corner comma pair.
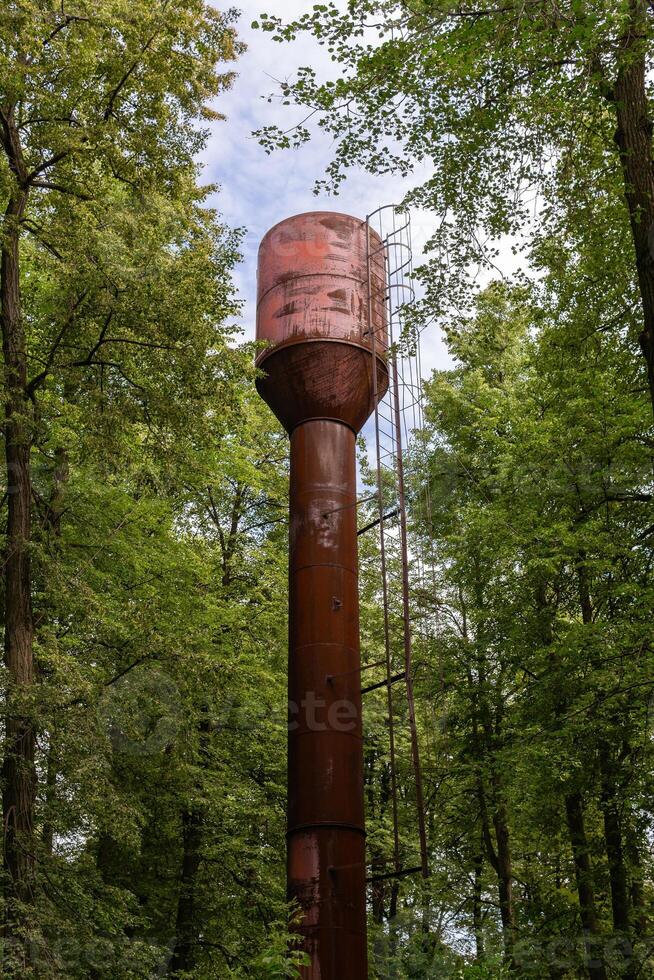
288,419 -> 366,975
255,212 -> 388,979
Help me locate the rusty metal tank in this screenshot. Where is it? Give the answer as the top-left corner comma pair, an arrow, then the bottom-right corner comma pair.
255,212 -> 388,979
256,211 -> 388,433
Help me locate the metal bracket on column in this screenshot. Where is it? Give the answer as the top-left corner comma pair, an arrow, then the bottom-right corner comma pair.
361,672 -> 406,695
357,509 -> 399,536
366,866 -> 424,885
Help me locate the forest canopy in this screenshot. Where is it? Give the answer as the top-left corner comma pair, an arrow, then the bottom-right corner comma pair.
1,1 -> 653,978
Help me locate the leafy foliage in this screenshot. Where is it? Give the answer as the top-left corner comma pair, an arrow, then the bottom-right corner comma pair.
0,3 -> 302,976
2,1 -> 654,977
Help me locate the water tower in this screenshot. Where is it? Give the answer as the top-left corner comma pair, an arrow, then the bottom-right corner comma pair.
256,212 -> 388,978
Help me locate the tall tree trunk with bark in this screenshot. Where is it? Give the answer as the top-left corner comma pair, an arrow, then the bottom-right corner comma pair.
169,806 -> 204,976
1,172 -> 36,963
492,794 -> 517,964
598,744 -> 637,980
536,580 -> 607,980
577,562 -> 637,978
626,827 -> 648,937
472,846 -> 485,962
169,491 -> 248,975
40,447 -> 69,860
367,754 -> 391,926
565,793 -> 608,980
476,767 -> 517,968
610,0 -> 654,417
41,736 -> 57,859
468,566 -> 518,969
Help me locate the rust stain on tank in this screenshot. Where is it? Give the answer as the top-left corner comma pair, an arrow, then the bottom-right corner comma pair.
274,301 -> 299,319
319,214 -> 353,236
255,212 -> 388,979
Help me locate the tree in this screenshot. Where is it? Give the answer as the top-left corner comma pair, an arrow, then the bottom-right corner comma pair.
0,0 -> 243,968
254,0 -> 654,415
416,279 -> 653,976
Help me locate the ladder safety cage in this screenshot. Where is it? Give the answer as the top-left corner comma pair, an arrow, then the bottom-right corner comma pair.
363,204 -> 438,885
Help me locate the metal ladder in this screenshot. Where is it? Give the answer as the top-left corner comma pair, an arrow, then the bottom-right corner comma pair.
362,204 -> 433,885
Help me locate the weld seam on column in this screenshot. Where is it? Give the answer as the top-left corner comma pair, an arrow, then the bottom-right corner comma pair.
287,821 -> 366,836
291,564 -> 358,575
291,642 -> 359,653
289,416 -> 359,435
290,731 -> 362,741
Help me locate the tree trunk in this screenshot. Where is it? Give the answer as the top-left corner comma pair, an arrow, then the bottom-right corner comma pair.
611,0 -> 654,417
536,580 -> 607,980
468,572 -> 518,970
472,847 -> 485,961
168,806 -> 203,976
477,771 -> 517,969
1,187 -> 36,958
564,793 -> 608,980
492,796 -> 517,964
40,449 -> 69,859
41,735 -> 58,858
576,563 -> 636,978
169,709 -> 211,976
367,754 -> 390,925
598,744 -> 636,980
626,827 -> 647,937
389,881 -> 399,922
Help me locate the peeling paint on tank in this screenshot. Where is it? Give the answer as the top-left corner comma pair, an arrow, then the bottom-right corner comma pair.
274,302 -> 299,319
319,214 -> 357,236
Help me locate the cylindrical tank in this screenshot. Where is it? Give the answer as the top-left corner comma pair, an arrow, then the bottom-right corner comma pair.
256,212 -> 388,978
256,212 -> 388,432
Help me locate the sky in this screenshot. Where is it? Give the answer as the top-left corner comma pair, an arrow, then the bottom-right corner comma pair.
200,0 -> 453,377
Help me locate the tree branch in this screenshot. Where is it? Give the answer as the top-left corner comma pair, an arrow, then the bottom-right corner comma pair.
27,150 -> 69,183
66,358 -> 146,391
31,180 -> 91,200
20,219 -> 64,260
103,30 -> 159,121
26,289 -> 90,399
0,106 -> 28,185
43,14 -> 90,47
100,337 -> 184,352
74,309 -> 114,366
